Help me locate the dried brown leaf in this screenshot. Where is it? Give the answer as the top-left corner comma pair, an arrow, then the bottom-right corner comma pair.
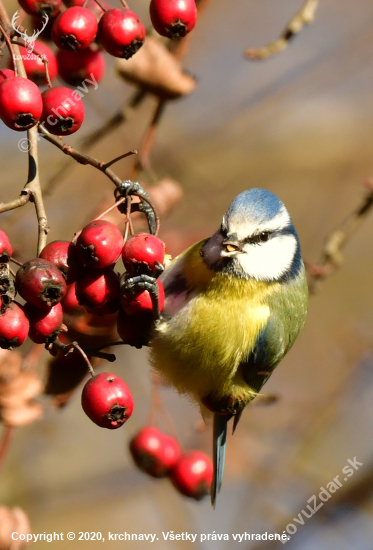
116,36 -> 196,100
0,506 -> 32,550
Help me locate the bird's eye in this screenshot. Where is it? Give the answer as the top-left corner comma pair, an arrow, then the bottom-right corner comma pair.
259,232 -> 269,242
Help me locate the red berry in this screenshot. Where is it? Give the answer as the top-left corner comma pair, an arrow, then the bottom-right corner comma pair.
60,282 -> 83,314
15,258 -> 67,309
75,267 -> 120,311
56,48 -> 105,86
120,278 -> 165,316
40,240 -> 78,284
122,233 -> 165,274
40,86 -> 85,135
0,230 -> 12,262
150,0 -> 197,38
52,7 -> 98,51
97,8 -> 145,59
18,0 -> 61,17
117,307 -> 151,347
81,372 -> 134,429
130,426 -> 181,478
171,450 -> 213,500
0,302 -> 29,349
13,42 -> 58,85
0,69 -> 15,83
25,302 -> 63,344
0,77 -> 42,131
76,220 -> 123,268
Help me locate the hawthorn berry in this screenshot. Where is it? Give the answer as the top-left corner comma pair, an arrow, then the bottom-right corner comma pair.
122,233 -> 165,274
130,426 -> 181,478
0,301 -> 29,350
41,86 -> 85,136
81,372 -> 134,429
40,240 -> 78,284
0,77 -> 43,131
75,267 -> 120,311
52,7 -> 98,51
170,450 -> 213,500
76,220 -> 123,268
25,302 -> 63,344
0,230 -> 12,263
60,282 -> 83,314
150,0 -> 197,39
120,278 -> 165,316
18,0 -> 61,17
117,307 -> 151,347
0,69 -> 15,83
97,8 -> 145,59
56,48 -> 105,86
15,42 -> 58,85
15,258 -> 67,309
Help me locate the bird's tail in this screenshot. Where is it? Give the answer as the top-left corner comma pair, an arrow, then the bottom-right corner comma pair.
211,413 -> 228,507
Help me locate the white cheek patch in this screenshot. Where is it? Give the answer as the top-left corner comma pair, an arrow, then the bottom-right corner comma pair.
228,206 -> 291,242
238,234 -> 297,281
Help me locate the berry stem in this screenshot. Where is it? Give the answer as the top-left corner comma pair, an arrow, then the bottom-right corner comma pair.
10,257 -> 22,267
72,342 -> 96,377
119,0 -> 129,8
0,23 -> 18,76
92,0 -> 108,11
0,425 -> 13,476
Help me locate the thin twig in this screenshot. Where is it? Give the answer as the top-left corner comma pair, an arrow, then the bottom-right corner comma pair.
0,23 -> 17,76
39,125 -> 133,187
245,0 -> 319,60
0,425 -> 13,475
0,0 -> 48,255
305,178 -> 373,293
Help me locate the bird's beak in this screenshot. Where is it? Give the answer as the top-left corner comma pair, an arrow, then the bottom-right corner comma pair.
220,240 -> 242,257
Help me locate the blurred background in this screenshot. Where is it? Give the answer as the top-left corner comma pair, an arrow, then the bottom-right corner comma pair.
2,0 -> 373,548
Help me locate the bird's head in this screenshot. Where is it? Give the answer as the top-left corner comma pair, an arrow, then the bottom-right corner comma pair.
201,188 -> 302,282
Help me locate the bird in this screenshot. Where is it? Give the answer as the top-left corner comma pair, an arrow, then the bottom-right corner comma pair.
149,188 -> 308,505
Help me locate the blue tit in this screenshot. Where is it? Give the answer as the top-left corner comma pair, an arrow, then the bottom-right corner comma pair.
149,188 -> 308,505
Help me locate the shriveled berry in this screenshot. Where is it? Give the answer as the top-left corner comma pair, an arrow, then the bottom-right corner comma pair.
120,278 -> 164,315
52,7 -> 98,51
40,240 -> 78,284
0,301 -> 29,349
150,0 -> 197,39
18,0 -> 61,17
0,230 -> 12,263
81,372 -> 134,429
0,77 -> 43,131
122,233 -> 165,274
97,8 -> 145,59
76,220 -> 123,268
41,86 -> 85,136
75,267 -> 120,311
25,302 -> 63,344
170,450 -> 213,500
15,258 -> 67,309
130,426 -> 181,478
56,48 -> 105,86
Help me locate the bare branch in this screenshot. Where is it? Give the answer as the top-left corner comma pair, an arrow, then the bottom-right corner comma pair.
245,0 -> 319,60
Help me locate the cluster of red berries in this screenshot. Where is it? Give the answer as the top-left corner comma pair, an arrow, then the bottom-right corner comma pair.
0,0 -> 197,135
0,221 -> 166,425
130,426 -> 213,500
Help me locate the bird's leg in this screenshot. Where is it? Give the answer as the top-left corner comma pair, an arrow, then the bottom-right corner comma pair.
122,274 -> 162,321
